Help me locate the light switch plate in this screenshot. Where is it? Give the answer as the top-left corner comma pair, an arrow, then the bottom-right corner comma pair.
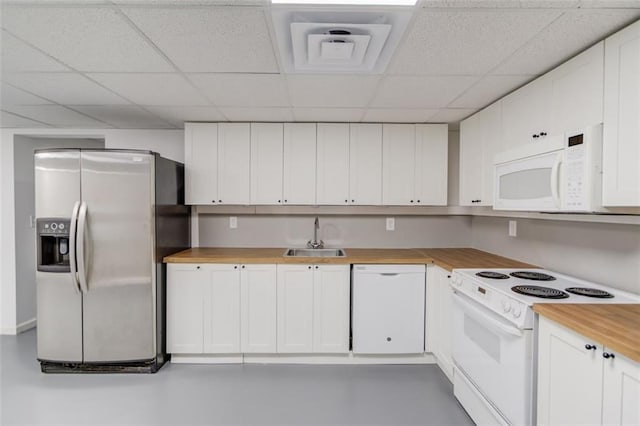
386,217 -> 395,231
508,220 -> 517,237
230,216 -> 237,229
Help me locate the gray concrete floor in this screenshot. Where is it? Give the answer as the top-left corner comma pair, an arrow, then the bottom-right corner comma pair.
1,329 -> 473,426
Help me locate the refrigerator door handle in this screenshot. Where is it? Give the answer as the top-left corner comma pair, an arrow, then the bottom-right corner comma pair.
69,201 -> 81,293
77,201 -> 89,294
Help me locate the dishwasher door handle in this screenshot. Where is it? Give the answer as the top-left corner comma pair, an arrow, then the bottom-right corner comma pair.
379,273 -> 399,276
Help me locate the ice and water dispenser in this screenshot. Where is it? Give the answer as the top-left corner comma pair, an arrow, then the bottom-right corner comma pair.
37,218 -> 71,273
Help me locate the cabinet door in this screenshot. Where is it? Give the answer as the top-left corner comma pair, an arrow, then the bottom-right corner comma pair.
415,124 -> 448,205
217,123 -> 250,205
277,265 -> 314,353
602,349 -> 640,425
603,20 -> 640,206
349,123 -> 382,205
203,265 -> 241,353
480,102 -> 502,206
537,316 -> 603,426
383,124 -> 416,205
250,123 -> 283,205
184,123 -> 217,204
240,264 -> 277,353
167,264 -> 204,354
430,266 -> 453,380
502,77 -> 551,149
549,41 -> 604,136
312,265 -> 350,353
459,114 -> 483,205
283,123 -> 316,205
316,123 -> 350,205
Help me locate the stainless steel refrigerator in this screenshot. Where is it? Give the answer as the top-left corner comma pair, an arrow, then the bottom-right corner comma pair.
34,149 -> 189,373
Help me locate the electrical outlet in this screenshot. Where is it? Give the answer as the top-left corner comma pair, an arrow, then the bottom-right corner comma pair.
509,220 -> 517,237
386,217 -> 395,231
229,216 -> 237,229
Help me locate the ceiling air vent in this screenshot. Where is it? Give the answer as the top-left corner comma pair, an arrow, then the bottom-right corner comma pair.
272,9 -> 412,74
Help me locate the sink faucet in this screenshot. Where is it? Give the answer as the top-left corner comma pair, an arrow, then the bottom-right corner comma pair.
307,216 -> 324,249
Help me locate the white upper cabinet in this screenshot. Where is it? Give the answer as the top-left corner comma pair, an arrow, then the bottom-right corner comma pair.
502,42 -> 604,149
283,123 -> 317,205
316,123 -> 350,205
415,124 -> 448,206
250,123 -> 284,205
349,123 -> 383,205
548,41 -> 604,135
603,20 -> 640,206
383,124 -> 416,205
460,102 -> 502,206
185,123 -> 218,204
184,122 -> 249,205
383,124 -> 448,206
217,123 -> 250,205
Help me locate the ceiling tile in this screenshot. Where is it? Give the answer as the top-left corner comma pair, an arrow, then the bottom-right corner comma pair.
1,110 -> 50,128
427,108 -> 477,123
1,7 -> 173,72
218,107 -> 293,122
88,73 -> 209,106
1,83 -> 52,106
287,75 -> 380,108
3,106 -> 108,127
144,106 -> 225,127
363,108 -> 438,123
188,74 -> 289,107
72,106 -> 174,128
494,9 -> 640,75
293,108 -> 364,122
112,0 -> 266,4
2,73 -> 129,105
371,76 -> 478,109
122,7 -> 278,73
389,9 -> 562,75
449,75 -> 534,108
0,31 -> 69,72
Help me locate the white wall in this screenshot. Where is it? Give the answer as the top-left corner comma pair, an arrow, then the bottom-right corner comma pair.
199,215 -> 472,248
471,216 -> 640,295
13,137 -> 105,329
0,128 -> 183,334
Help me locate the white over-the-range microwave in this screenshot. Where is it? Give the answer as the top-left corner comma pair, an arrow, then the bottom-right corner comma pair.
493,124 -> 606,212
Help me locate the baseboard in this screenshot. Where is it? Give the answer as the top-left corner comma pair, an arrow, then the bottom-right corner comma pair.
0,318 -> 36,335
170,352 -> 437,365
171,354 -> 243,364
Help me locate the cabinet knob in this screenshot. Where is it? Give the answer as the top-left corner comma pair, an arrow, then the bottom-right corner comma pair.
351,199 -> 355,203
218,200 -> 222,203
234,265 -> 237,269
345,199 -> 348,203
196,266 -> 200,269
585,344 -> 596,350
278,200 -> 281,203
540,131 -> 547,136
212,200 -> 216,203
417,200 -> 421,203
284,200 -> 288,203
532,134 -> 539,139
308,266 -> 312,269
410,200 -> 414,203
242,265 -> 245,269
315,265 -> 319,269
603,352 -> 615,359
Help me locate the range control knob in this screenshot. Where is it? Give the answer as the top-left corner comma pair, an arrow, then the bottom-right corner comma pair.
512,305 -> 522,318
501,300 -> 512,313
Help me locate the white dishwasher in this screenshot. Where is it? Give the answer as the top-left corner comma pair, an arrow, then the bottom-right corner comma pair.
352,264 -> 425,354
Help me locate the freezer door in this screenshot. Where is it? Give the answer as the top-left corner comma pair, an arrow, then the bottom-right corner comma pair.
80,151 -> 156,362
35,150 -> 83,362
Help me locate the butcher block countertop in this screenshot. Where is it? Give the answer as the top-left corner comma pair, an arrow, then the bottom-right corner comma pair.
534,304 -> 640,363
163,247 -> 535,271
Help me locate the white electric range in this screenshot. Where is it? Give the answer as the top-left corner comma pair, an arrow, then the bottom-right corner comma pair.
449,268 -> 640,426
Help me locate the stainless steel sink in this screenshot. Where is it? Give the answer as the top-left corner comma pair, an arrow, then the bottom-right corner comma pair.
283,248 -> 346,257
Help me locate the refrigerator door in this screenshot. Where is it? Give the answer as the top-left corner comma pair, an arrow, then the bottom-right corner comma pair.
35,150 -> 83,362
79,151 -> 156,362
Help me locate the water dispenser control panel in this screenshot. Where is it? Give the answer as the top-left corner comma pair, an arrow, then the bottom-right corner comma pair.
37,218 -> 71,273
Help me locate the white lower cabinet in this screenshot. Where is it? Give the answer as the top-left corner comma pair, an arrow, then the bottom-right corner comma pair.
203,265 -> 241,353
276,264 -> 350,354
426,265 -> 453,380
240,264 -> 277,353
537,315 -> 640,426
167,264 -> 205,354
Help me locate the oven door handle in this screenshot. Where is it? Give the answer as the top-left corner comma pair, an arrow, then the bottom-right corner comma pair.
452,291 -> 523,338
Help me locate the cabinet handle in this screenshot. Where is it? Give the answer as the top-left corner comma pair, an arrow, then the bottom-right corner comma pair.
533,134 -> 539,139
212,200 -> 216,203
540,132 -> 547,137
410,200 -> 414,203
603,352 -> 615,359
585,344 -> 596,350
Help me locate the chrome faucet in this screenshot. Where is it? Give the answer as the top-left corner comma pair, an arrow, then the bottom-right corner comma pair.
307,216 -> 324,249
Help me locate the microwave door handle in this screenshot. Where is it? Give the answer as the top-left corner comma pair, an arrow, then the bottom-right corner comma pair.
452,291 -> 523,338
77,202 -> 89,294
550,153 -> 562,208
69,201 -> 81,294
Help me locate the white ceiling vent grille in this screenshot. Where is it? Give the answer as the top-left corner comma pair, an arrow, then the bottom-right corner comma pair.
272,9 -> 412,74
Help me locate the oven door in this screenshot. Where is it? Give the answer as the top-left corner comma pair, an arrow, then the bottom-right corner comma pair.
452,291 -> 533,425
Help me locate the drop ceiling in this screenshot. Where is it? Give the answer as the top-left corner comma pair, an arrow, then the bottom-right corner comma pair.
1,0 -> 639,129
